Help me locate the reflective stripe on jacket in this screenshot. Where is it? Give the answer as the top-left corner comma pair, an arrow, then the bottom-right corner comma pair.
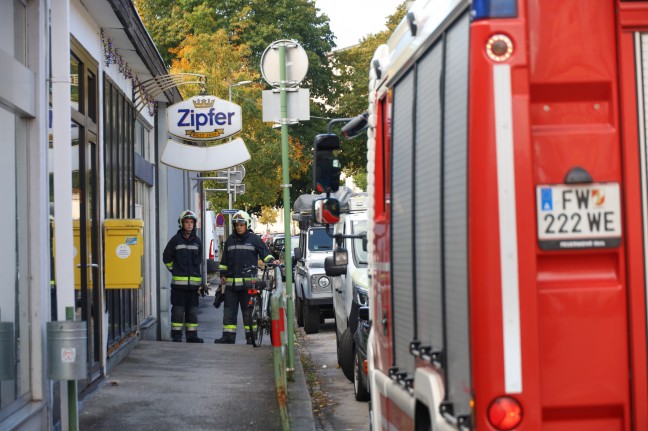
219,230 -> 273,288
162,229 -> 203,290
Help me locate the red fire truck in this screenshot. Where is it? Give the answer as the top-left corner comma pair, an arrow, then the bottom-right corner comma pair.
355,0 -> 648,429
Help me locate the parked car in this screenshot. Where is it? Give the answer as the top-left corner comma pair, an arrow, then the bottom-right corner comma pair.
270,233 -> 285,258
292,192 -> 337,334
293,224 -> 334,334
279,235 -> 299,281
324,193 -> 368,381
261,231 -> 271,244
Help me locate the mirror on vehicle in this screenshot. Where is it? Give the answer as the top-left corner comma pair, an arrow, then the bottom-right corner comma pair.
333,248 -> 348,266
294,247 -> 302,261
313,133 -> 341,193
324,255 -> 347,277
313,198 -> 341,224
341,112 -> 369,140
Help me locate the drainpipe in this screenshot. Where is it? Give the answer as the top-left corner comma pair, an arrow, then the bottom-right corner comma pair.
51,0 -> 77,429
154,112 -> 161,341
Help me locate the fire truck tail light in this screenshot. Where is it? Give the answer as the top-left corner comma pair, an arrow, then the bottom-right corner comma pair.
487,396 -> 522,430
471,0 -> 518,20
486,34 -> 513,62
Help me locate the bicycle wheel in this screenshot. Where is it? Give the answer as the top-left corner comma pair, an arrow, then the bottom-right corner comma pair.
246,298 -> 256,346
252,294 -> 263,347
262,276 -> 274,342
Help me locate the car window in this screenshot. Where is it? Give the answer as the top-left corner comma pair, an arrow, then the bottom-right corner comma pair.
308,228 -> 333,251
352,219 -> 368,266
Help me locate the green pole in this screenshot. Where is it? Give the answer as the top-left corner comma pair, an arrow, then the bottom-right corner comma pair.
66,306 -> 79,431
279,42 -> 295,381
271,295 -> 289,430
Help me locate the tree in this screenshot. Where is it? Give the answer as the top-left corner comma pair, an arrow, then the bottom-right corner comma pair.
134,0 -> 407,204
134,0 -> 337,102
329,2 -> 408,183
257,206 -> 279,232
135,0 -> 339,213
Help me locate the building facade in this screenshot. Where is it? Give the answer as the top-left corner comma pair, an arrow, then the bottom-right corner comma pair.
0,1 -> 196,429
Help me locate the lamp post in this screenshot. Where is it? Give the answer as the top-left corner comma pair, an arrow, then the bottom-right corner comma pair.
229,80 -> 253,102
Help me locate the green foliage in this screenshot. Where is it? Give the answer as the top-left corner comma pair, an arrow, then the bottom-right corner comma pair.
352,172 -> 367,191
134,0 -> 407,209
257,206 -> 279,231
134,0 -> 337,102
328,2 -> 408,183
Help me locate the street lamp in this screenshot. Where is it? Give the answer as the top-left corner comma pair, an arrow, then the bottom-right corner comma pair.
229,80 -> 253,102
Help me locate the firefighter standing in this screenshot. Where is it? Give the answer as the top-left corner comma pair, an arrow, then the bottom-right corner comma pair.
214,210 -> 278,344
163,210 -> 205,343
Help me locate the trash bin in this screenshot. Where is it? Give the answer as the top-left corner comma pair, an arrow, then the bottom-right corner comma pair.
0,322 -> 15,380
47,321 -> 87,380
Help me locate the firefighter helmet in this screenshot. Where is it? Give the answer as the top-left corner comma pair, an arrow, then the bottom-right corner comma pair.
178,209 -> 198,228
232,210 -> 251,229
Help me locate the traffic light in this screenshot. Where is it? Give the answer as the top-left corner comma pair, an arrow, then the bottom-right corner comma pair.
313,133 -> 341,193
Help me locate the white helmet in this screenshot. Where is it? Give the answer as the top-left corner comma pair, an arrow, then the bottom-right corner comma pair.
178,209 -> 198,228
232,210 -> 251,229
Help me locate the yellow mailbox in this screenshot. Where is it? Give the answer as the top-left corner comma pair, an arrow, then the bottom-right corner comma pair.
104,219 -> 144,289
50,220 -> 83,289
73,220 -> 81,289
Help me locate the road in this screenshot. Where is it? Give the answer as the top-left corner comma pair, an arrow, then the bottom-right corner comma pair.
297,319 -> 370,431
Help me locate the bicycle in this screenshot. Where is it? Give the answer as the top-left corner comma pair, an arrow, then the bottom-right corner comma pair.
247,263 -> 278,347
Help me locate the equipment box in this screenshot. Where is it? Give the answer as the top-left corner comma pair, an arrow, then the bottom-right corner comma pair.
104,219 -> 144,289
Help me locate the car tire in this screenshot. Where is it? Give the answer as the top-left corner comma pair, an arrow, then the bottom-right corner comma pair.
295,295 -> 304,327
303,303 -> 320,334
354,347 -> 370,402
335,316 -> 344,366
339,329 -> 354,382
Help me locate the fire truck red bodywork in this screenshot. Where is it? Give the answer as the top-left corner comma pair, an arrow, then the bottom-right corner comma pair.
366,1 -> 648,429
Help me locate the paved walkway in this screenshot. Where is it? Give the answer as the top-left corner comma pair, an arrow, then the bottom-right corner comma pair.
78,290 -> 315,430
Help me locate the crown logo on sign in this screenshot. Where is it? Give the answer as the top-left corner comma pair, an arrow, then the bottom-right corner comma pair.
192,98 -> 215,109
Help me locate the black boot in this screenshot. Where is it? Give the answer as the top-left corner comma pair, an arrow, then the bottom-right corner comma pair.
214,334 -> 235,344
171,330 -> 183,342
186,331 -> 204,343
246,333 -> 254,345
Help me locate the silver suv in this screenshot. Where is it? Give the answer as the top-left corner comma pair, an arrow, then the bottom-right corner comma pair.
293,225 -> 334,334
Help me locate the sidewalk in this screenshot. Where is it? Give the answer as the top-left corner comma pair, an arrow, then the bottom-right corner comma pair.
78,291 -> 315,430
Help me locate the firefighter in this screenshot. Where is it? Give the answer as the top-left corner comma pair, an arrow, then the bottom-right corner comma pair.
163,209 -> 205,343
214,210 -> 279,344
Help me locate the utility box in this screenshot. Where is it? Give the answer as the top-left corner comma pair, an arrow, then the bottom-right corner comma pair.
104,219 -> 144,289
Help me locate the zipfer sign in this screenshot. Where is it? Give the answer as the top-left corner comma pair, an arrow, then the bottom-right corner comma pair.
536,183 -> 622,250
167,96 -> 242,141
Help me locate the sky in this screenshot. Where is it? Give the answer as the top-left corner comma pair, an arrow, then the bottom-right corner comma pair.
315,0 -> 404,49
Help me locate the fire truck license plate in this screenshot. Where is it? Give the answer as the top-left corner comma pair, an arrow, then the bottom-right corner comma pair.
536,183 -> 622,250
